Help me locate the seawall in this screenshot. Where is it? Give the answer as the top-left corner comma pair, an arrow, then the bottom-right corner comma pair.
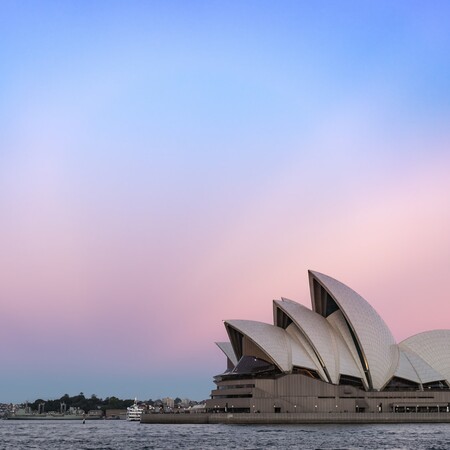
141,412 -> 450,425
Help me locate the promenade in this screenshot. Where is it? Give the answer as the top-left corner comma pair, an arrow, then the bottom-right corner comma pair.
141,411 -> 450,424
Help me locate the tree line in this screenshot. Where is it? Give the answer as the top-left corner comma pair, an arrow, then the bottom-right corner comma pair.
24,393 -> 185,413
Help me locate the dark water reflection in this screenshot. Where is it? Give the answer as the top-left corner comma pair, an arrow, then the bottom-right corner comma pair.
1,420 -> 450,449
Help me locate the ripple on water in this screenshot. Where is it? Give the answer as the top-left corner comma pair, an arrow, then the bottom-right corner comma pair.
1,421 -> 450,449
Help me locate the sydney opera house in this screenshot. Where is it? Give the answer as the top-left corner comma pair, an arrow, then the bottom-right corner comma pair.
206,271 -> 450,416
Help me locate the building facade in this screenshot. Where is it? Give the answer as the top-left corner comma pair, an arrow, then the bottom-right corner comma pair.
206,271 -> 450,414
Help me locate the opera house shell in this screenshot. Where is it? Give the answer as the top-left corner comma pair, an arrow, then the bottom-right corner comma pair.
206,271 -> 450,415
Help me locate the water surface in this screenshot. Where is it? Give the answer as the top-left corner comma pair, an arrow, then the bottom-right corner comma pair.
1,420 -> 449,449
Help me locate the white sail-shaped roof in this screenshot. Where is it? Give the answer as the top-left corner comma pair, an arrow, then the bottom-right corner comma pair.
400,330 -> 450,384
332,323 -> 366,381
285,323 -> 326,380
394,350 -> 421,384
309,271 -> 399,390
274,298 -> 339,383
399,347 -> 445,384
216,342 -> 238,366
215,270 -> 450,393
327,309 -> 368,386
225,320 -> 292,372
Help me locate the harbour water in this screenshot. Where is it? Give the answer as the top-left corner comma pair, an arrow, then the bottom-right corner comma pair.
1,420 -> 450,449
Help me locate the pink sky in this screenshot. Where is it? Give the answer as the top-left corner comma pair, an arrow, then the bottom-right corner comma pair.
1,1 -> 450,403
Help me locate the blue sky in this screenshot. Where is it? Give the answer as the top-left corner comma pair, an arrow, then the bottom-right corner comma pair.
1,1 -> 450,403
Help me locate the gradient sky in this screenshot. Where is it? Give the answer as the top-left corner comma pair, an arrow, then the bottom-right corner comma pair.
1,1 -> 450,403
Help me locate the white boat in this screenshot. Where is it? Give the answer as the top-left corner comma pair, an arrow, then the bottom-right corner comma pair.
126,398 -> 144,421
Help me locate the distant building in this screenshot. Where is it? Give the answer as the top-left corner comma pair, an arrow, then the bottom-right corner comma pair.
162,397 -> 174,408
207,270 -> 450,414
189,404 -> 206,413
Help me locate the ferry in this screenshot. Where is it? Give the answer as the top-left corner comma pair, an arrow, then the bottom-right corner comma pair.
126,398 -> 144,421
